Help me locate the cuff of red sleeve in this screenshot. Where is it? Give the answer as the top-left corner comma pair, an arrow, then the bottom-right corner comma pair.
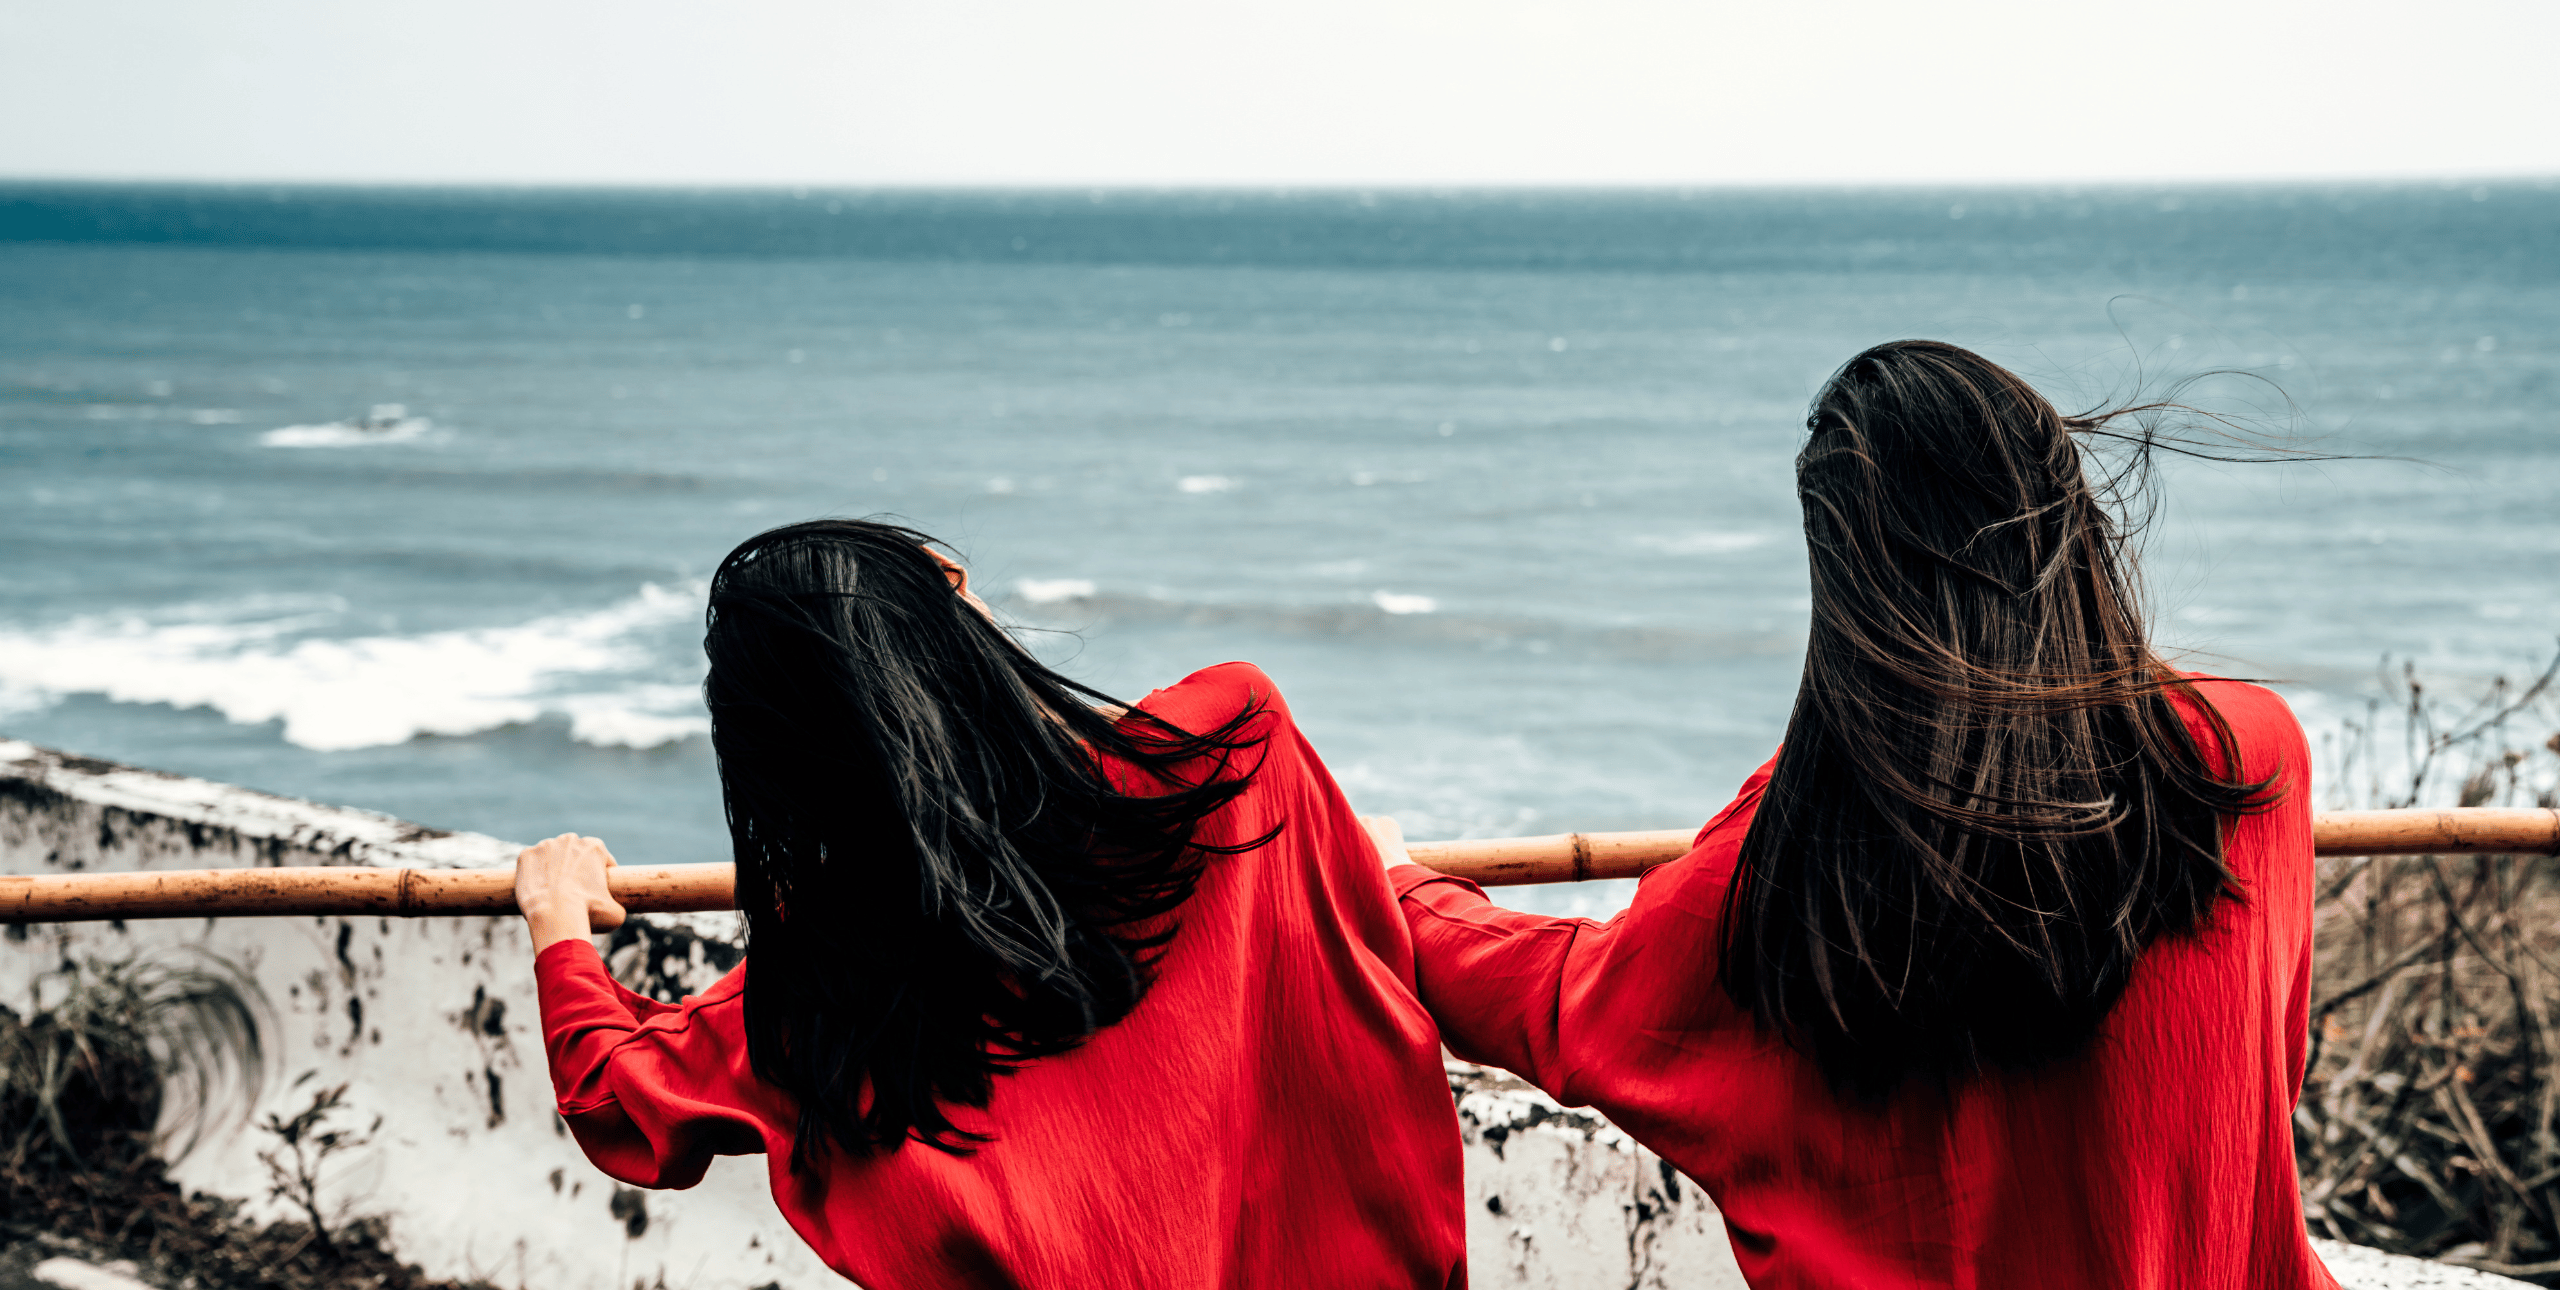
534,937 -> 619,1031
537,935 -> 678,1019
535,935 -> 602,978
533,938 -> 643,1105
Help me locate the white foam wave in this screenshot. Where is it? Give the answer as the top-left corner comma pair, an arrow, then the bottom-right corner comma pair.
555,684 -> 711,749
261,405 -> 435,448
1015,578 -> 1098,604
1372,590 -> 1438,615
0,586 -> 704,751
1633,531 -> 1771,556
1177,475 -> 1236,494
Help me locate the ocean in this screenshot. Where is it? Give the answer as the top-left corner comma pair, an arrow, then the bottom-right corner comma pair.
2,182 -> 2553,915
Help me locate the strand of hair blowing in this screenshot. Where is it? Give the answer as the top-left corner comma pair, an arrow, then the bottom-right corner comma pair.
705,520 -> 1269,1161
1720,341 -> 2276,1098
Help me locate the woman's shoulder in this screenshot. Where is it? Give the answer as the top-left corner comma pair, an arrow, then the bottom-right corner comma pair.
1130,661 -> 1294,733
2171,672 -> 2311,783
2172,673 -> 2304,739
1695,751 -> 1782,847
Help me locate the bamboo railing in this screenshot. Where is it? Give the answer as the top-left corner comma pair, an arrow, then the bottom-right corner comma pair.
4,807 -> 2555,925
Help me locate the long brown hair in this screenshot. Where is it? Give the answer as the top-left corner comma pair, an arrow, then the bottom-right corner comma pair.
1720,340 -> 2278,1097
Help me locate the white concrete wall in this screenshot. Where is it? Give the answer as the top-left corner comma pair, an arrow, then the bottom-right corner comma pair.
0,739 -> 823,1290
0,739 -> 2525,1290
1447,1063 -> 1746,1288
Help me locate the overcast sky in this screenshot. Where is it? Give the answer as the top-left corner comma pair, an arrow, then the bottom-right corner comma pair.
4,0 -> 2553,187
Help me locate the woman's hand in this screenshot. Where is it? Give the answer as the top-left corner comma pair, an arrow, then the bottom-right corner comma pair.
514,833 -> 626,952
1358,815 -> 1414,871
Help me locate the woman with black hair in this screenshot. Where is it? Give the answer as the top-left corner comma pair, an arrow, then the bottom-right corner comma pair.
513,520 -> 1465,1288
1372,341 -> 2338,1288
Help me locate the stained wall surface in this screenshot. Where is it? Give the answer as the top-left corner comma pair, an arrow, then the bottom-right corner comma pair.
0,740 -> 2521,1290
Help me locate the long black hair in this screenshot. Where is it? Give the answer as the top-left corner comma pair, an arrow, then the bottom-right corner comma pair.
1720,340 -> 2280,1098
705,519 -> 1268,1160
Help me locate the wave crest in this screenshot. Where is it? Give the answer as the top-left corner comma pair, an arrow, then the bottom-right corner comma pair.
260,404 -> 436,448
0,586 -> 706,751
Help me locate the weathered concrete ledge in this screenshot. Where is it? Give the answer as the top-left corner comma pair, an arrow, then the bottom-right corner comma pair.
0,739 -> 2529,1290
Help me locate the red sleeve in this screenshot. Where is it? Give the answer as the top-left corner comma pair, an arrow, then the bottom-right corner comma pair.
534,939 -> 771,1189
2254,691 -> 2317,1100
1391,754 -> 1778,1102
1389,864 -> 1598,1096
2181,678 -> 2319,1097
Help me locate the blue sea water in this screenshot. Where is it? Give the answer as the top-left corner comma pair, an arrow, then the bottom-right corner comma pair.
1,182 -> 2553,914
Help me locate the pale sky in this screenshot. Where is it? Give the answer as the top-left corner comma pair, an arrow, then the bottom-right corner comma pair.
3,0 -> 2553,186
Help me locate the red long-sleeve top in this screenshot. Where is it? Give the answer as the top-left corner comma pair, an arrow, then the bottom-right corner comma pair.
1393,677 -> 2338,1289
535,663 -> 1466,1289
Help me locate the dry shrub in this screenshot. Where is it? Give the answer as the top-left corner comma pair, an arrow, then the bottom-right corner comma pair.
2298,653 -> 2560,1281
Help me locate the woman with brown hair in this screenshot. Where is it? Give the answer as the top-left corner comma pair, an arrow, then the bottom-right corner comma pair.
1372,340 -> 2337,1288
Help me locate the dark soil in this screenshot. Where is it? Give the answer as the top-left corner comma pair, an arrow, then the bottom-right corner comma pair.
3,970 -> 495,1290
0,1134 -> 497,1290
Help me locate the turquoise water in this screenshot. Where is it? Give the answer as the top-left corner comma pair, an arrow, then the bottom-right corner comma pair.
2,183 -> 2553,913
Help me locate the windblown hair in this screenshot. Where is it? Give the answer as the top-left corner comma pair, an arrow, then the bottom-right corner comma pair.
1721,340 -> 2279,1098
706,519 -> 1268,1160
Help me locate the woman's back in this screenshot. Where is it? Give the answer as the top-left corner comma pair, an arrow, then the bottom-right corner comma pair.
539,663 -> 1466,1288
1392,677 -> 2334,1288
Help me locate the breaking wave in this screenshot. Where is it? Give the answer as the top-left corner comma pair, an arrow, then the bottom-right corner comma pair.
260,404 -> 437,448
0,586 -> 707,752
1014,577 -> 1098,604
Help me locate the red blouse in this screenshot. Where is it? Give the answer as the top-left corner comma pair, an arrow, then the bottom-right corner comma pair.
1392,677 -> 2338,1289
536,663 -> 1466,1289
